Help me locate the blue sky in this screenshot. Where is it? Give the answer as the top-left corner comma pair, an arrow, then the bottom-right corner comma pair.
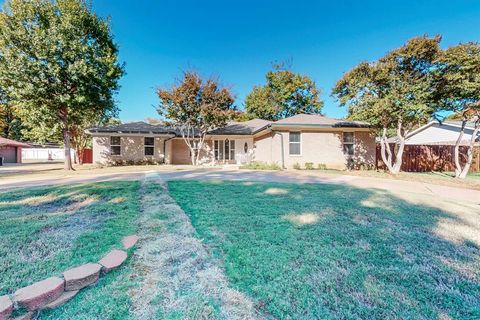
94,1 -> 477,121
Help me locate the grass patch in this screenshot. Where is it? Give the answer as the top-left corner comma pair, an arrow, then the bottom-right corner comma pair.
0,181 -> 141,296
315,169 -> 480,190
240,161 -> 282,170
41,256 -> 137,320
169,180 -> 480,319
467,172 -> 480,180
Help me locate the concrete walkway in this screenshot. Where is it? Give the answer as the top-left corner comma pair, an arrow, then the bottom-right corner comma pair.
1,167 -> 479,205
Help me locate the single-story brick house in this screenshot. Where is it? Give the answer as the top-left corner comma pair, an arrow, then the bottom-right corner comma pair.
0,137 -> 31,164
86,114 -> 376,169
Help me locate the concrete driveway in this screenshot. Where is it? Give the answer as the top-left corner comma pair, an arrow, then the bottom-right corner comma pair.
1,164 -> 479,206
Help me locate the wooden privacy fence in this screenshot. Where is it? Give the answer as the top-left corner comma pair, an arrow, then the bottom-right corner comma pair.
376,144 -> 480,173
81,148 -> 93,164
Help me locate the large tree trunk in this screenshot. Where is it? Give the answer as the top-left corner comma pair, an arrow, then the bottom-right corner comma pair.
180,125 -> 198,165
391,122 -> 406,174
60,108 -> 74,171
190,145 -> 197,166
380,127 -> 395,173
453,119 -> 466,178
456,119 -> 480,179
379,122 -> 406,175
62,127 -> 74,170
195,131 -> 207,165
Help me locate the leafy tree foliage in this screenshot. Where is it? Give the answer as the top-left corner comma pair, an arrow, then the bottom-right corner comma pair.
245,64 -> 323,121
333,36 -> 441,174
144,117 -> 164,125
0,0 -> 124,170
0,87 -> 24,141
157,71 -> 236,165
436,43 -> 480,178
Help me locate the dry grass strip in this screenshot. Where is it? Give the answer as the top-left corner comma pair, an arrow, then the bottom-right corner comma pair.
128,174 -> 261,320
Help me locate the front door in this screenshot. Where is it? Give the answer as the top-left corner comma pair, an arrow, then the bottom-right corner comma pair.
214,139 -> 235,164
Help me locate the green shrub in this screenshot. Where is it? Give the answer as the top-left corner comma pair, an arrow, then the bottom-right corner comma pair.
305,162 -> 314,170
135,159 -> 158,165
358,163 -> 375,171
107,159 -> 161,166
240,161 -> 282,170
145,158 -> 158,165
109,159 -> 125,166
317,163 -> 327,170
293,163 -> 301,170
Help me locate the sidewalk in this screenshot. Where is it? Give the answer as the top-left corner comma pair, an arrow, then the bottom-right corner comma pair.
1,166 -> 479,205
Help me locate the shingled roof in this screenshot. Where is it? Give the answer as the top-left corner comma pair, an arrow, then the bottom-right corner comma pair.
208,119 -> 271,135
86,122 -> 178,135
86,114 -> 371,136
273,114 -> 371,128
0,137 -> 31,147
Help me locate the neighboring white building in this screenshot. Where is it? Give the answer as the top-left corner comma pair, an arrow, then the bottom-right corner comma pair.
390,121 -> 480,146
21,143 -> 74,161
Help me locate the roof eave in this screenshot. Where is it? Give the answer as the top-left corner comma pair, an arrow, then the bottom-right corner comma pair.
271,123 -> 372,129
86,130 -> 177,136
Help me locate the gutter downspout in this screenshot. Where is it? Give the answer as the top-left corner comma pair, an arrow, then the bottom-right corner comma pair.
273,131 -> 286,169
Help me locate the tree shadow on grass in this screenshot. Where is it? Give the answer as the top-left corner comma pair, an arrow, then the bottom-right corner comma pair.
168,180 -> 480,320
0,181 -> 140,296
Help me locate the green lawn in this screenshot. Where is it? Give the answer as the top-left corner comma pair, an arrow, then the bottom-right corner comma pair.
0,181 -> 141,314
469,172 -> 480,180
311,169 -> 480,190
169,180 -> 480,319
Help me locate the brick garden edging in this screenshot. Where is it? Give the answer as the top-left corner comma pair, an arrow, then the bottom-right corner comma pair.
0,235 -> 139,320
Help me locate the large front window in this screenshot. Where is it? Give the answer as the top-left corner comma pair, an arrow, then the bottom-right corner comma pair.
214,139 -> 235,161
289,132 -> 301,155
110,136 -> 121,156
144,137 -> 154,156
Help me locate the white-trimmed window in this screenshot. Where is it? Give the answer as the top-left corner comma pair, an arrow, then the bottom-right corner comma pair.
343,132 -> 354,156
228,139 -> 235,160
214,139 -> 235,161
289,132 -> 301,155
144,137 -> 154,156
110,136 -> 121,155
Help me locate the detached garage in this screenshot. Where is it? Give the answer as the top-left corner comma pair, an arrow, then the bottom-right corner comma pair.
0,137 -> 31,164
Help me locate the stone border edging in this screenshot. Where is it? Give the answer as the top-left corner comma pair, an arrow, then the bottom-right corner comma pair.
0,235 -> 139,320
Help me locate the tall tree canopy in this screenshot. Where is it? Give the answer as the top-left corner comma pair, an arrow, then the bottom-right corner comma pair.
0,87 -> 24,141
245,64 -> 323,121
157,71 -> 236,165
333,36 -> 441,174
0,0 -> 124,170
436,42 -> 480,178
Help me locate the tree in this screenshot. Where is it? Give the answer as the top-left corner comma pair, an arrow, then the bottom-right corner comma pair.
245,64 -> 323,121
144,117 -> 164,125
0,87 -> 24,140
333,36 -> 441,174
436,43 -> 480,178
0,0 -> 124,170
157,71 -> 236,165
